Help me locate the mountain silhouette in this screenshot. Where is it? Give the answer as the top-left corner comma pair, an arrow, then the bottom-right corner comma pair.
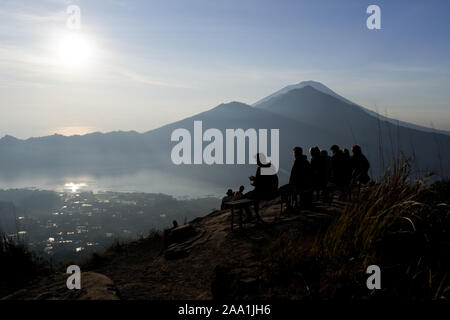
255,81 -> 450,136
1,82 -> 449,194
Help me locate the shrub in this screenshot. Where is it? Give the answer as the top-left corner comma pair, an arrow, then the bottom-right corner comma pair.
0,234 -> 50,297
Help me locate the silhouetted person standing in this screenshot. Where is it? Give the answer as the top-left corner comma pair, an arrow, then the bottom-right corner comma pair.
320,149 -> 331,181
330,145 -> 347,200
343,148 -> 350,158
309,146 -> 325,199
320,149 -> 332,202
289,147 -> 312,208
350,145 -> 370,185
342,148 -> 352,199
342,148 -> 352,186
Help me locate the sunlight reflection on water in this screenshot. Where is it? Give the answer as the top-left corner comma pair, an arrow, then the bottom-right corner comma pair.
0,171 -> 223,199
64,182 -> 87,193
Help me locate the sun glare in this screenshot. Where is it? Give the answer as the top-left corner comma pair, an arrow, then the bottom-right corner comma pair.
55,32 -> 94,69
51,126 -> 96,136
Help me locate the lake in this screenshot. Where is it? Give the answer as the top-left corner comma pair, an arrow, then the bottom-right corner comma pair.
0,170 -> 224,199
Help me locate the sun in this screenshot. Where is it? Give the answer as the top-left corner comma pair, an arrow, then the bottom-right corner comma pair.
55,32 -> 94,69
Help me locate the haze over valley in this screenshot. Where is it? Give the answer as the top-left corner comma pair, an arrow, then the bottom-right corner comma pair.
1,82 -> 449,198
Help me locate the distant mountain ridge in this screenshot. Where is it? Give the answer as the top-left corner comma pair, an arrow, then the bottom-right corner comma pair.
1,82 -> 449,195
2,81 -> 448,143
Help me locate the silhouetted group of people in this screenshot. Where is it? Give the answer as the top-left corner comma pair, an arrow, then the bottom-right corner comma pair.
221,144 -> 370,220
288,144 -> 370,208
331,144 -> 371,195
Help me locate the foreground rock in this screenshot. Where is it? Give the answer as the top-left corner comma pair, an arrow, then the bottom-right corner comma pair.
2,272 -> 119,300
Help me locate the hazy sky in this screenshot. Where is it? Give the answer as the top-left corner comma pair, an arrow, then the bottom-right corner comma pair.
1,0 -> 449,138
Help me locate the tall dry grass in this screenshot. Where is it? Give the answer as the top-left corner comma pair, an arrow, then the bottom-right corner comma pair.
261,157 -> 449,299
0,234 -> 50,297
317,157 -> 422,266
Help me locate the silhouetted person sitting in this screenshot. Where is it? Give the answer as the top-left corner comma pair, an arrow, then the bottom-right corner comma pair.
350,145 -> 370,186
234,185 -> 253,221
247,153 -> 279,220
234,185 -> 245,199
249,153 -> 279,199
221,189 -> 234,210
172,220 -> 178,228
289,147 -> 312,208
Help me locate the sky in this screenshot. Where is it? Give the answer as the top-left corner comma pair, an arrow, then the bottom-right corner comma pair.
1,0 -> 449,139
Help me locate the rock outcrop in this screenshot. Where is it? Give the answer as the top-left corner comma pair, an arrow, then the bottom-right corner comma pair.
2,272 -> 119,300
